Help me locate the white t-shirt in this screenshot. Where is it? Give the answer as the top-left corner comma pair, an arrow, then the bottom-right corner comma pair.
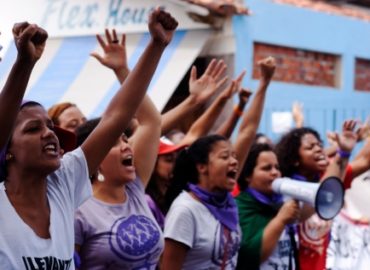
326,211 -> 370,270
164,191 -> 241,270
260,228 -> 294,270
0,147 -> 92,270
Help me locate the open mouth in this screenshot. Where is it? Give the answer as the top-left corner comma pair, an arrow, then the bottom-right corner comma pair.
226,170 -> 237,179
121,155 -> 133,166
315,154 -> 328,165
44,143 -> 58,155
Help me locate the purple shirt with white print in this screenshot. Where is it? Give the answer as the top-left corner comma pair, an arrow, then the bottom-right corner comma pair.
75,177 -> 164,270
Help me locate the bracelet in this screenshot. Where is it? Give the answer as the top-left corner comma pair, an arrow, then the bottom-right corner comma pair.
233,105 -> 243,117
337,149 -> 351,159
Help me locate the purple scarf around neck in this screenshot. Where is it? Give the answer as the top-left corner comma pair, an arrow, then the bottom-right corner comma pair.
246,188 -> 296,236
188,183 -> 238,232
246,187 -> 283,208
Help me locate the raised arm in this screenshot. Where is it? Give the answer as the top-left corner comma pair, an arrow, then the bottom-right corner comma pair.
325,131 -> 339,158
292,101 -> 304,128
0,22 -> 47,149
91,28 -> 161,185
91,29 -> 130,83
216,88 -> 251,138
216,70 -> 251,138
326,120 -> 370,177
81,8 -> 178,175
348,120 -> 370,178
322,120 -> 357,180
161,59 -> 227,135
350,138 -> 370,178
129,95 -> 161,186
179,80 -> 237,146
234,57 -> 276,176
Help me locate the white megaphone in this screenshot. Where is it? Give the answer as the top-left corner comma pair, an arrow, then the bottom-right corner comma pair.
272,176 -> 344,220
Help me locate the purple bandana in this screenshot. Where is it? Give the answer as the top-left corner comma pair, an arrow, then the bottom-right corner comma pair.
246,187 -> 283,207
188,183 -> 238,232
246,188 -> 296,238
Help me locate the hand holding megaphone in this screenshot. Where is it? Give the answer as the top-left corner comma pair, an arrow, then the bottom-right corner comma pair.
272,176 -> 344,220
276,200 -> 300,225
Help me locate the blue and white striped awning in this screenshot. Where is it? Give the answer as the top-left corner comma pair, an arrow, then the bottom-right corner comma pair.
0,29 -> 211,118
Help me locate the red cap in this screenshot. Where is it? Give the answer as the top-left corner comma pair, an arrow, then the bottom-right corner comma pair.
158,137 -> 186,155
54,126 -> 77,153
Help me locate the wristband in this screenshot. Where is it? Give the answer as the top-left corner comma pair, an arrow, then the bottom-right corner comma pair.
338,149 -> 351,159
233,105 -> 243,117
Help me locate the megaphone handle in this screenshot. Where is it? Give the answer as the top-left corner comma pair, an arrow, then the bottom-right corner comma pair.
284,196 -> 303,208
283,196 -> 303,224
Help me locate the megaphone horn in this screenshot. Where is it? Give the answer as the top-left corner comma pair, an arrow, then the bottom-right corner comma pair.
272,176 -> 344,220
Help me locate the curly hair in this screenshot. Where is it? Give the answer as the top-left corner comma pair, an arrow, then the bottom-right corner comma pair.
237,143 -> 275,191
275,127 -> 322,177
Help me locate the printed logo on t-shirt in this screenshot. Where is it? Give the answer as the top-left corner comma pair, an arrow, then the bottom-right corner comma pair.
212,225 -> 240,268
22,256 -> 72,270
301,214 -> 331,244
278,239 -> 291,257
109,215 -> 161,268
261,230 -> 292,270
327,217 -> 370,269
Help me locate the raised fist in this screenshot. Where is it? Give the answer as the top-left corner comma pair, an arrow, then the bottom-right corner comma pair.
12,22 -> 48,63
258,56 -> 276,82
31,29 -> 48,45
148,8 -> 178,46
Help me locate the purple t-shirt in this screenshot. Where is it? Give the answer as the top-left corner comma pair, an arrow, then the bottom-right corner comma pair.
75,178 -> 164,269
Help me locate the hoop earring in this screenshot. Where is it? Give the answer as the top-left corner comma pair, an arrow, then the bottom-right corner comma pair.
97,172 -> 105,182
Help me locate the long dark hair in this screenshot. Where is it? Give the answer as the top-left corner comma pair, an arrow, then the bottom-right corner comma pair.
146,158 -> 169,214
76,117 -> 101,147
237,143 -> 275,191
164,134 -> 227,212
275,127 -> 322,177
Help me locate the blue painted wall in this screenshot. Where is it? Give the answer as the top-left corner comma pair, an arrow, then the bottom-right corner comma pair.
233,0 -> 370,149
